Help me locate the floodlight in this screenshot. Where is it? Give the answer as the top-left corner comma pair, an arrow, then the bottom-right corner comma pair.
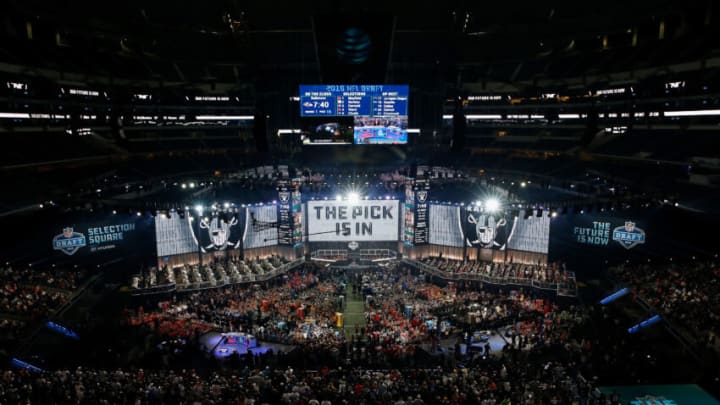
485,198 -> 501,212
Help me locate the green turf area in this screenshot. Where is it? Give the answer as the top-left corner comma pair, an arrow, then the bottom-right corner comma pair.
341,284 -> 366,338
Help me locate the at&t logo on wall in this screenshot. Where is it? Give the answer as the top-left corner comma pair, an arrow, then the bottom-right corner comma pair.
612,221 -> 646,249
52,227 -> 87,256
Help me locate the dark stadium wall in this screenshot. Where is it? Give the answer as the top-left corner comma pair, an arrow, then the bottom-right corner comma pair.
312,13 -> 394,83
0,209 -> 157,267
548,206 -> 719,277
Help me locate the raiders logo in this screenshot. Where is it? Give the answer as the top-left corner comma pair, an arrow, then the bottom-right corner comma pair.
279,192 -> 290,203
467,214 -> 507,248
416,190 -> 428,203
200,216 -> 239,251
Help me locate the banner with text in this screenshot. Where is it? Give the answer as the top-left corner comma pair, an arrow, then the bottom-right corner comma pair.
403,180 -> 415,246
291,179 -> 304,247
277,181 -> 293,245
547,207 -> 720,275
52,214 -> 152,258
307,200 -> 399,242
413,179 -> 430,245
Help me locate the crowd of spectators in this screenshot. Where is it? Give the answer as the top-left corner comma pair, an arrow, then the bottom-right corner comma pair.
3,259 -> 601,404
5,259 -> 717,403
0,318 -> 27,345
419,257 -> 576,294
0,358 -> 608,405
355,268 -> 585,363
127,268 -> 345,351
611,259 -> 720,352
0,264 -> 86,320
0,265 -> 84,291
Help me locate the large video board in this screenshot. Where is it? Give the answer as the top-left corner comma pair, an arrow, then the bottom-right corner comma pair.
307,200 -> 399,242
299,84 -> 408,117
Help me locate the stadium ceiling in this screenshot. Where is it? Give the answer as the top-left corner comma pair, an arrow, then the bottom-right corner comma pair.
1,0 -> 717,91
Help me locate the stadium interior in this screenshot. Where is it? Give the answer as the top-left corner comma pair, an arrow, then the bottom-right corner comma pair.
1,1 -> 720,404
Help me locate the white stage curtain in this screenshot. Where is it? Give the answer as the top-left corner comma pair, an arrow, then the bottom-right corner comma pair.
429,204 -> 464,247
244,205 -> 279,249
155,212 -> 197,257
507,210 -> 550,254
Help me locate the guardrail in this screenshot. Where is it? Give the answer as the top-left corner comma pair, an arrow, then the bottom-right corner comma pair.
310,249 -> 348,262
402,259 -> 577,297
131,258 -> 305,296
311,249 -> 397,262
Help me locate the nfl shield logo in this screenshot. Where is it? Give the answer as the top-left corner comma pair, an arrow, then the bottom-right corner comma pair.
52,227 -> 87,256
612,221 -> 646,250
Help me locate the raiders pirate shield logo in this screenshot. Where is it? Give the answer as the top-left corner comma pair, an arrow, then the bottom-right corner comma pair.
416,190 -> 428,203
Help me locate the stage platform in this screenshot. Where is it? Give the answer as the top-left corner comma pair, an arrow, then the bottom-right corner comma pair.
420,329 -> 509,357
199,331 -> 296,360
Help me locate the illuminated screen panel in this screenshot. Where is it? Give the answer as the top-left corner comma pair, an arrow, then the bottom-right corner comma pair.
353,115 -> 407,145
299,84 -> 408,117
307,200 -> 399,242
300,116 -> 354,145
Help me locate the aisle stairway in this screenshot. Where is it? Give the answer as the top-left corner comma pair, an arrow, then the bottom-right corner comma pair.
342,283 -> 366,338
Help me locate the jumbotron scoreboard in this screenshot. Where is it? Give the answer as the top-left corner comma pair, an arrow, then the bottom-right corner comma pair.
299,84 -> 408,117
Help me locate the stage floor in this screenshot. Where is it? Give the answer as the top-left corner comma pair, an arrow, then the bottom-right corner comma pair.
421,328 -> 509,357
199,331 -> 296,360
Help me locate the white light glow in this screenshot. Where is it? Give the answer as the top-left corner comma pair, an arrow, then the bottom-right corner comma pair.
68,88 -> 100,96
277,129 -> 301,136
595,88 -> 625,96
195,115 -> 254,120
466,114 -> 503,120
0,112 -> 30,119
194,96 -> 229,101
468,95 -> 502,101
664,109 -> 720,117
485,198 -> 501,212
